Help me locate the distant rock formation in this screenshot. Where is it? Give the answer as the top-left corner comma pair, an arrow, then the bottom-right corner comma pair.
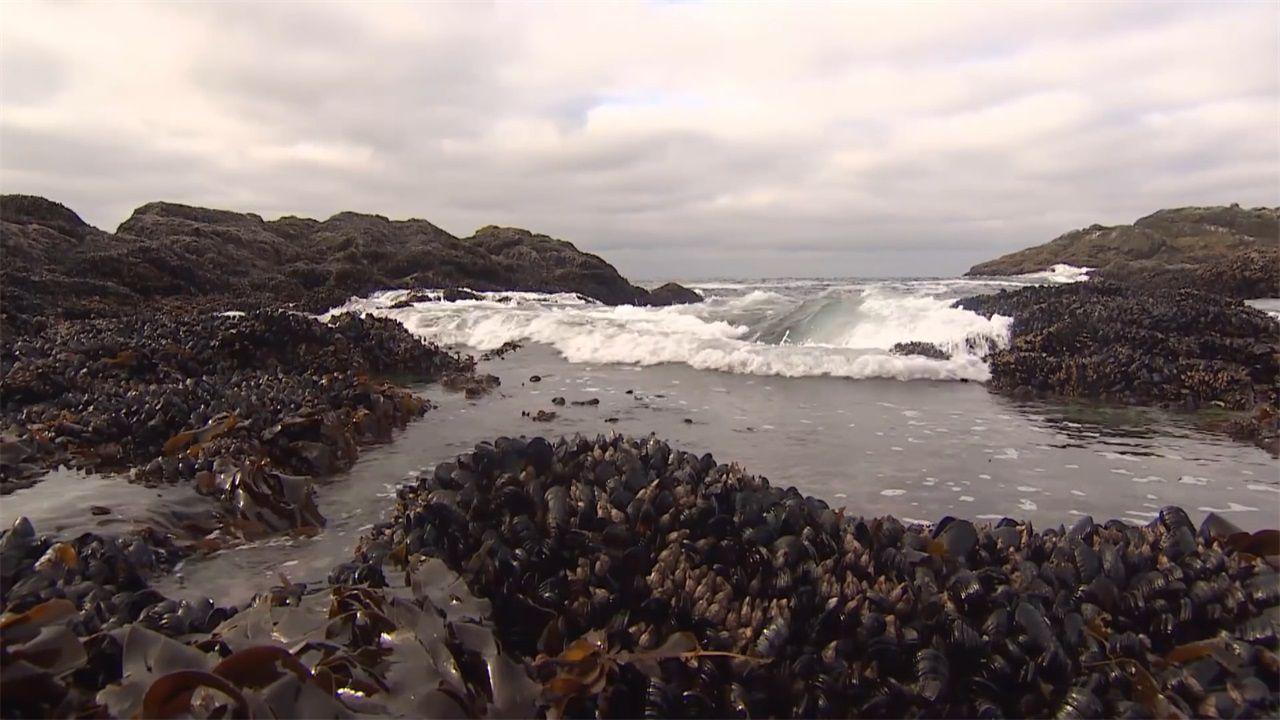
0,195 -> 701,330
644,282 -> 703,306
965,205 -> 1279,299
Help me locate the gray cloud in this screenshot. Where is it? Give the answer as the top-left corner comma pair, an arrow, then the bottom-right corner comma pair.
1,1 -> 1275,278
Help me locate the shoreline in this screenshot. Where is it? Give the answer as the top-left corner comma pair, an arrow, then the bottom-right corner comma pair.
4,434 -> 1277,717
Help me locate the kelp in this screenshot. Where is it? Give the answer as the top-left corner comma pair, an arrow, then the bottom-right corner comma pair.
80,553 -> 538,719
533,629 -> 765,718
162,414 -> 239,458
0,599 -> 90,717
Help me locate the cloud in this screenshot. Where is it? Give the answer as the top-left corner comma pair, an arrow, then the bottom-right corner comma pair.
1,0 -> 1275,277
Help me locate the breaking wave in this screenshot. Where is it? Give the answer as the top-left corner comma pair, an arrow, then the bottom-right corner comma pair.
1014,263 -> 1093,284
323,275 -> 1035,382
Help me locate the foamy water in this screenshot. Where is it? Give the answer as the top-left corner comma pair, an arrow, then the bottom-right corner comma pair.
322,272 -> 1078,382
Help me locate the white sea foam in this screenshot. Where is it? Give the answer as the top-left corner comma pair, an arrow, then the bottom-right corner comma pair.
1245,298 -> 1280,320
325,284 -> 1007,382
1014,264 -> 1092,284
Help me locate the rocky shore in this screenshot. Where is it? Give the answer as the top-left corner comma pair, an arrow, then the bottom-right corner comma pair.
1,192 -> 700,517
1,194 -> 700,333
3,435 -> 1278,718
954,280 -> 1279,455
966,205 -> 1278,301
0,309 -> 481,549
957,204 -> 1279,454
3,191 -> 1277,718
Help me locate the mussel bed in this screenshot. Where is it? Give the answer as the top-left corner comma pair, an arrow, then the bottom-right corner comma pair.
2,433 -> 1278,718
956,282 -> 1280,455
0,309 -> 483,536
357,433 -> 1280,718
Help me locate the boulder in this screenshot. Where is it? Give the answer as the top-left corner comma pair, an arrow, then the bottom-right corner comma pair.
641,282 -> 703,306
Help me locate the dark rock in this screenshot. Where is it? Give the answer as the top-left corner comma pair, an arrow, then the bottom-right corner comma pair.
441,372 -> 500,399
479,341 -> 523,361
440,287 -> 483,302
889,341 -> 950,360
0,310 -> 471,513
1,195 -> 678,332
640,282 -> 702,306
956,282 -> 1278,452
965,205 -> 1279,299
359,434 -> 1280,719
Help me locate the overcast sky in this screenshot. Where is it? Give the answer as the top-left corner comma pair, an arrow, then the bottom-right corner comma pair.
2,1 -> 1276,278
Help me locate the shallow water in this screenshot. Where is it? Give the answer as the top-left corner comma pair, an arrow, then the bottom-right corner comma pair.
50,342 -> 1254,603
0,467 -> 210,540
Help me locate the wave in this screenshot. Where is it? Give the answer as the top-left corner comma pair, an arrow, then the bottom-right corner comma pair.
325,280 -> 1013,382
1015,263 -> 1092,284
750,286 -> 1012,354
1245,298 -> 1280,320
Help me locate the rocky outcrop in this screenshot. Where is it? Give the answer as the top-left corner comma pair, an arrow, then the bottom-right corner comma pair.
957,283 -> 1279,453
0,310 -> 474,503
965,205 -> 1279,299
1092,249 -> 1278,300
0,195 -> 701,331
642,281 -> 703,306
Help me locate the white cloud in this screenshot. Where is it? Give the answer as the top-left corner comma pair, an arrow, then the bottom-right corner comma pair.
1,0 -> 1275,278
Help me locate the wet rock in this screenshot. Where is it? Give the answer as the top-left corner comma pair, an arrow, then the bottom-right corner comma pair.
441,371 -> 500,399
4,435 -> 1280,719
289,441 -> 335,476
640,282 -> 702,306
479,341 -> 523,361
0,310 -> 470,527
957,282 -> 1278,453
360,433 -> 1280,719
890,341 -> 950,360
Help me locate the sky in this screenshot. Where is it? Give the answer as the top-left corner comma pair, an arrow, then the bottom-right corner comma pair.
1,1 -> 1276,279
